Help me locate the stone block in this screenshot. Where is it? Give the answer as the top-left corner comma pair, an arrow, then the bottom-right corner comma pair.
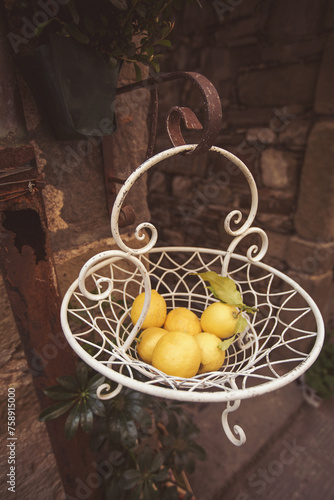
287,269 -> 333,325
295,121 -> 334,240
264,0 -> 327,42
225,107 -> 283,128
315,33 -> 334,114
162,228 -> 185,247
261,38 -> 326,64
256,212 -> 294,233
286,235 -> 334,275
257,189 -> 295,214
229,42 -> 262,68
172,175 -> 194,200
214,16 -> 264,45
261,148 -> 299,189
246,127 -> 276,145
266,230 -> 290,261
237,63 -> 319,107
200,47 -> 232,87
278,119 -> 312,149
148,170 -> 169,195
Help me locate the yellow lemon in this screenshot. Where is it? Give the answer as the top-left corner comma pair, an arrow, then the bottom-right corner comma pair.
152,331 -> 201,378
131,290 -> 167,329
137,327 -> 167,364
200,302 -> 239,339
164,307 -> 202,335
195,332 -> 226,374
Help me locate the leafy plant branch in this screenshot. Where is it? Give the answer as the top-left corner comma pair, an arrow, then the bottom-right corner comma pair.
39,361 -> 205,499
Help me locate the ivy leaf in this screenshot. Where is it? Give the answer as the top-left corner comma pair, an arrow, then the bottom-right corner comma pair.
218,335 -> 236,351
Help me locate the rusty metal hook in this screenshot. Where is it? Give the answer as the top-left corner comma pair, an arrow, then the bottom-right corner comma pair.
116,71 -> 222,157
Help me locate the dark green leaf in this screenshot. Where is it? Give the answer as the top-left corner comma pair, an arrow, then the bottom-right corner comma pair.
110,0 -> 128,11
80,399 -> 94,432
76,361 -> 89,387
87,373 -> 105,392
150,451 -> 164,472
156,39 -> 172,47
65,402 -> 81,439
121,420 -> 138,449
67,0 -> 80,25
127,485 -> 143,500
146,46 -> 154,58
39,400 -> 75,422
153,468 -> 170,482
56,375 -> 79,392
43,385 -> 79,401
87,397 -> 106,417
134,63 -> 142,82
62,23 -> 90,44
150,59 -> 160,74
187,441 -> 207,460
34,18 -> 56,37
122,469 -> 142,489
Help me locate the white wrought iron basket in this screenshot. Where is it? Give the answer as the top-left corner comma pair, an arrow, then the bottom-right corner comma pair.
60,144 -> 325,445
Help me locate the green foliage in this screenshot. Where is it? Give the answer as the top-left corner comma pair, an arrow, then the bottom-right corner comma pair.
40,361 -> 205,499
305,330 -> 334,399
39,362 -> 105,439
13,0 -> 197,73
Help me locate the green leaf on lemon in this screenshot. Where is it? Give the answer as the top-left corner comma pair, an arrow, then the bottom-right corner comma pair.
195,271 -> 257,314
218,335 -> 236,351
235,315 -> 248,334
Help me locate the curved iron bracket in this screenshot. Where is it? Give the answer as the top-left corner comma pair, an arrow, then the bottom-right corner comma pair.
106,71 -> 222,224
116,71 -> 222,158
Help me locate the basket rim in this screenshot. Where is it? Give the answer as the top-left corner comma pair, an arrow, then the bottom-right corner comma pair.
60,246 -> 325,403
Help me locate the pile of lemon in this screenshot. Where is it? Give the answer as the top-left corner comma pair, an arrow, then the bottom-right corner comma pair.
131,289 -> 240,379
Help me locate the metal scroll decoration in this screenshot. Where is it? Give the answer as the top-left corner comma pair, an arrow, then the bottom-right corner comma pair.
60,75 -> 325,446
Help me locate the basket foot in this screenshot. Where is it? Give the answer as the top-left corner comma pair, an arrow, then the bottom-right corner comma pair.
221,399 -> 246,446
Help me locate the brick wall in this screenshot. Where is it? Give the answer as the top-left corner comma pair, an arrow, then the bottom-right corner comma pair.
148,0 -> 334,325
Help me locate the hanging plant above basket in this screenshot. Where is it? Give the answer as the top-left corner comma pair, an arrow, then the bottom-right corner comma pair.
7,0 -> 198,139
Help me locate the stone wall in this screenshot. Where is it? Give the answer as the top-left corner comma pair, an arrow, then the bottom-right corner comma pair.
0,59 -> 150,499
2,1 -> 334,497
148,0 -> 334,326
